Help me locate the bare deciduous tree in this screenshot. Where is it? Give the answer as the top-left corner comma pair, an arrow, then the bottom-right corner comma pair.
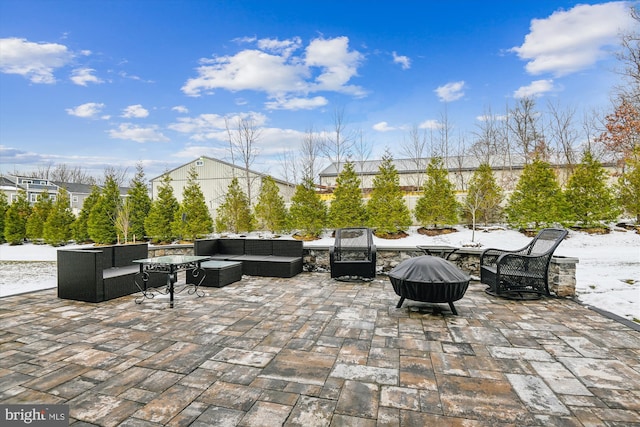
400,124 -> 428,190
508,97 -> 544,162
320,107 -> 354,175
616,5 -> 640,102
352,129 -> 372,177
225,116 -> 262,203
299,127 -> 322,183
101,166 -> 129,187
471,107 -> 503,165
547,101 -> 579,174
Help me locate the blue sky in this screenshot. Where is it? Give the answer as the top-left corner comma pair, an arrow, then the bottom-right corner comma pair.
0,0 -> 636,182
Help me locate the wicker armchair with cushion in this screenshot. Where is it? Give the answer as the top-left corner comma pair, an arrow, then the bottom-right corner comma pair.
480,228 -> 568,300
330,227 -> 376,280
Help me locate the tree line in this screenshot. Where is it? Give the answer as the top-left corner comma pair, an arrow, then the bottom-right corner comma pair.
1,139 -> 638,246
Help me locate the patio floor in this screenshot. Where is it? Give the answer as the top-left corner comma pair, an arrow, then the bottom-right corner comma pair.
1,272 -> 640,426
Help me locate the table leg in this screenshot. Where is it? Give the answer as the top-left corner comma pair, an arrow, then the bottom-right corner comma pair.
168,267 -> 176,308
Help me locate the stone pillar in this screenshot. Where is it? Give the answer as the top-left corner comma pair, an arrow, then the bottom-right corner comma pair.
549,256 -> 578,297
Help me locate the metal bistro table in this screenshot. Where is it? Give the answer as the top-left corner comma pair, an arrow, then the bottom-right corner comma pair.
416,245 -> 460,260
133,255 -> 209,308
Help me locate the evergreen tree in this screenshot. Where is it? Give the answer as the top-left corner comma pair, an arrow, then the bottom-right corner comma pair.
617,146 -> 640,223
254,175 -> 289,233
172,167 -> 213,241
145,173 -> 179,243
414,157 -> 459,228
0,191 -> 8,243
289,176 -> 327,239
88,174 -> 122,244
464,163 -> 503,226
26,190 -> 53,241
4,190 -> 31,245
505,157 -> 567,229
127,163 -> 152,241
366,152 -> 412,235
565,150 -> 621,227
43,188 -> 75,246
216,177 -> 254,233
72,185 -> 100,243
328,161 -> 367,229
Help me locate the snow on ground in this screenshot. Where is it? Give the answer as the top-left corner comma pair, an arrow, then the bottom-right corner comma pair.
1,227 -> 638,323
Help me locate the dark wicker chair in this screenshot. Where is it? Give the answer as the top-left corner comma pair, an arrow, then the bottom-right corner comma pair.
330,227 -> 376,280
480,228 -> 568,300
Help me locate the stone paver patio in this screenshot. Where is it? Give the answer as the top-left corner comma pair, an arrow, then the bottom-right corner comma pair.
1,273 -> 640,426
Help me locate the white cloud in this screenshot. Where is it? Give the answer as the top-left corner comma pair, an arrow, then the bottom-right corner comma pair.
419,119 -> 443,130
372,121 -> 396,132
182,36 -> 365,105
172,105 -> 189,114
0,37 -> 73,84
108,123 -> 169,143
66,102 -> 105,118
169,112 -> 267,141
182,48 -> 307,97
305,36 -> 365,95
511,2 -> 637,77
265,96 -> 328,110
434,81 -> 466,102
257,37 -> 302,58
392,52 -> 411,70
122,104 -> 149,118
70,67 -> 103,86
513,79 -> 555,98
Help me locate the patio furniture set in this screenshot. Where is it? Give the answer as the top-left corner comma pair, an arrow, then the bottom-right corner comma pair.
57,228 -> 568,314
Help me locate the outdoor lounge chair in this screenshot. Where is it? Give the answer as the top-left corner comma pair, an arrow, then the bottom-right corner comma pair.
480,227 -> 568,300
330,227 -> 376,280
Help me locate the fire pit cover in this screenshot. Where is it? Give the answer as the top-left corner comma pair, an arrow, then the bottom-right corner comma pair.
388,256 -> 470,314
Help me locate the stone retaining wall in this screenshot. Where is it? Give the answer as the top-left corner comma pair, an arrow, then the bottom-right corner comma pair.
149,243 -> 578,297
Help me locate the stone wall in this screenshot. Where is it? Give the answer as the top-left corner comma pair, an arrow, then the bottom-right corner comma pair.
303,246 -> 578,297
149,243 -> 578,297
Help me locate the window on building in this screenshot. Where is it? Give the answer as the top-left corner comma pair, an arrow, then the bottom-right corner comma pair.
196,159 -> 204,167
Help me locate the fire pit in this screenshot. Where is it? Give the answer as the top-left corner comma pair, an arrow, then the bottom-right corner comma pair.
388,255 -> 470,315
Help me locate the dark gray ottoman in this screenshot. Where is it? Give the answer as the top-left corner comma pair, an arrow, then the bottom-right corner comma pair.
187,260 -> 242,288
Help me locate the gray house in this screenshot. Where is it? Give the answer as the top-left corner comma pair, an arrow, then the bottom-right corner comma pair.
0,174 -> 129,215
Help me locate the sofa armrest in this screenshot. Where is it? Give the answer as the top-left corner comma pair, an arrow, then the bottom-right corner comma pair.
57,249 -> 104,302
273,240 -> 303,257
194,239 -> 219,256
113,243 -> 148,267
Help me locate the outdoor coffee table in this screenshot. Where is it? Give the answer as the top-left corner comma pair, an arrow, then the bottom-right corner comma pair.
388,255 -> 470,315
133,255 -> 209,308
186,260 -> 242,287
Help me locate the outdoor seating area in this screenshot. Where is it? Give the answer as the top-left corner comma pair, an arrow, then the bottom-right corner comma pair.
193,238 -> 303,278
2,273 -> 640,425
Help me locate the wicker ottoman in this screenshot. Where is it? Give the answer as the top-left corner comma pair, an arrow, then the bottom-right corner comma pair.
187,260 -> 242,288
388,255 -> 470,315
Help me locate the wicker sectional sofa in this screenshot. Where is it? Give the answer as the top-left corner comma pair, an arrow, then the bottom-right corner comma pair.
57,243 -> 164,302
192,238 -> 303,278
